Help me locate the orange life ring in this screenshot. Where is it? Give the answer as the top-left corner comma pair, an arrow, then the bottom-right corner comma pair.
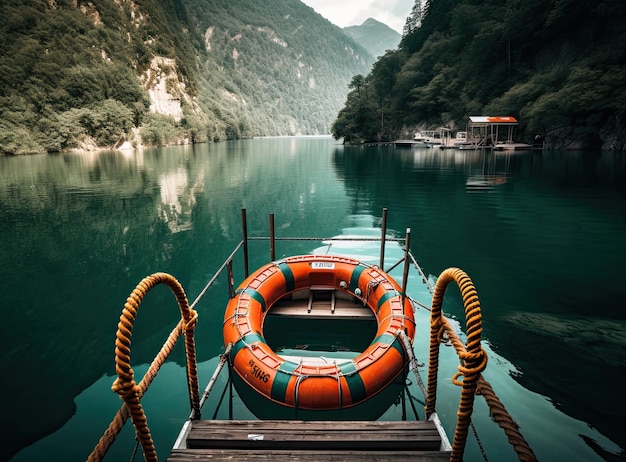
223,254 -> 416,410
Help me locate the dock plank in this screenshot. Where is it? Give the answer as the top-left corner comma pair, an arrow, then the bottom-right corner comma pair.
168,449 -> 451,461
183,420 -> 442,451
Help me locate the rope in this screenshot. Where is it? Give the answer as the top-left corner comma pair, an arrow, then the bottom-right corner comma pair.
88,273 -> 200,462
408,250 -> 434,293
87,320 -> 183,462
363,279 -> 379,307
477,376 -> 539,462
397,330 -> 427,399
470,420 -> 489,462
426,267 -> 487,462
425,267 -> 538,462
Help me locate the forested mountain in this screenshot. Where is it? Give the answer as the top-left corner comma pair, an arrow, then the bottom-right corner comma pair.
332,0 -> 626,150
343,19 -> 401,60
0,0 -> 373,155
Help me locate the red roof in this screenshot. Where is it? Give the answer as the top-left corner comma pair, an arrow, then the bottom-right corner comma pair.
469,116 -> 518,125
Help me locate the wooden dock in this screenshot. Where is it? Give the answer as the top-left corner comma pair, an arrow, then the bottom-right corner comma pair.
394,139 -> 417,147
168,420 -> 451,461
168,288 -> 451,461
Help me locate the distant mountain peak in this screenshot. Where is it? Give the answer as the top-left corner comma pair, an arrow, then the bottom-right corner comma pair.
343,18 -> 401,58
361,18 -> 388,27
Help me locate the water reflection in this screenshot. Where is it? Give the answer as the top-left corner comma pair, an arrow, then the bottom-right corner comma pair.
0,139 -> 352,460
158,168 -> 205,233
331,145 -> 626,456
2,139 -> 625,461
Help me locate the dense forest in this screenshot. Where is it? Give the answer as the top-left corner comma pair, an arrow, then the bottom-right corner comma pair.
2,0 -> 624,154
0,0 -> 374,155
332,0 -> 626,150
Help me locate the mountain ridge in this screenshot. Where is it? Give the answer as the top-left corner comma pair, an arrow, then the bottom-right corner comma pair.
343,18 -> 401,59
0,0 -> 375,155
332,0 -> 626,151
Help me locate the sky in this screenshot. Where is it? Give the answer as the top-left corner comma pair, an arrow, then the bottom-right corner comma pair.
300,0 -> 414,34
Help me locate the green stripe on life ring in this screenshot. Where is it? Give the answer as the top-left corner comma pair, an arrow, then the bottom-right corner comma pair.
349,265 -> 365,294
240,288 -> 266,312
277,261 -> 295,293
339,361 -> 367,404
376,291 -> 396,313
271,360 -> 299,402
371,333 -> 405,359
230,333 -> 266,361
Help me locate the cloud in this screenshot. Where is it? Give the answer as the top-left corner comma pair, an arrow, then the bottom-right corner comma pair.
301,0 -> 413,33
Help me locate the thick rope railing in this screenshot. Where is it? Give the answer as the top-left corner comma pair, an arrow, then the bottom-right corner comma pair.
425,267 -> 538,462
425,267 -> 488,462
87,272 -> 199,462
87,321 -> 182,462
476,376 -> 538,462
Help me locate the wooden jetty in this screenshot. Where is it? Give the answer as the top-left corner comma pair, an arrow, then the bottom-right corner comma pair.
87,209 -> 538,462
169,286 -> 450,460
169,419 -> 450,461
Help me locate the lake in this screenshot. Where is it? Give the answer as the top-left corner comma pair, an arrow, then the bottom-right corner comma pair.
2,137 -> 625,461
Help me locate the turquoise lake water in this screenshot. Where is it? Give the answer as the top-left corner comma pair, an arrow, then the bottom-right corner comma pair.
1,137 -> 625,461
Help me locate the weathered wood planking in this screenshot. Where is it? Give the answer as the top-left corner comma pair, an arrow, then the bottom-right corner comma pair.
168,420 -> 449,461
168,448 -> 451,461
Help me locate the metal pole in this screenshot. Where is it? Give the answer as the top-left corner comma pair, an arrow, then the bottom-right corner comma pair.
228,363 -> 233,420
227,261 -> 235,299
402,228 -> 411,302
269,213 -> 275,261
241,208 -> 249,277
380,207 -> 387,269
401,364 -> 407,421
199,345 -> 232,411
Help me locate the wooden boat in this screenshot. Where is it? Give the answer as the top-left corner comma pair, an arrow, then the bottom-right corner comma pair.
440,130 -> 468,149
414,129 -> 444,147
87,209 -> 538,462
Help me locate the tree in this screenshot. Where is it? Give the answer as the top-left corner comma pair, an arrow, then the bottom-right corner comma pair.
349,74 -> 366,97
402,0 -> 424,37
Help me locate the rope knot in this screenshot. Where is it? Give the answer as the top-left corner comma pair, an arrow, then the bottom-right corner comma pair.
436,323 -> 448,342
459,348 -> 487,365
452,348 -> 488,386
111,378 -> 139,398
184,309 -> 199,332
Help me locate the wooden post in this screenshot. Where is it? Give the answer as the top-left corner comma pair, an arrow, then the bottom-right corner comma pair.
402,228 -> 411,302
242,208 -> 249,278
380,207 -> 388,269
269,213 -> 276,262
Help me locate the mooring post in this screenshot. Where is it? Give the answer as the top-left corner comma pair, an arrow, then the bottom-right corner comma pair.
227,261 -> 235,299
402,228 -> 411,302
380,207 -> 388,269
241,208 -> 249,278
270,213 -> 276,261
